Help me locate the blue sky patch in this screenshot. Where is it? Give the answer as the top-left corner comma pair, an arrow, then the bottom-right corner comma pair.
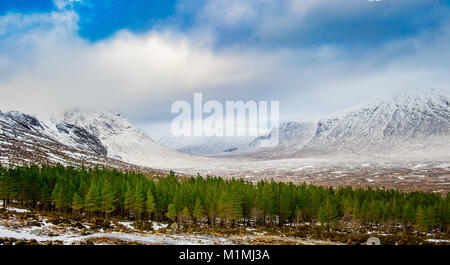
73,0 -> 178,41
1,0 -> 449,49
0,0 -> 54,15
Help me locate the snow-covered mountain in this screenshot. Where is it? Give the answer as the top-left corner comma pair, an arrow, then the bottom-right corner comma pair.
52,109 -> 194,168
158,135 -> 256,155
1,89 -> 449,172
0,108 -> 202,169
244,89 -> 450,159
245,121 -> 317,152
3,111 -> 108,155
0,110 -> 142,170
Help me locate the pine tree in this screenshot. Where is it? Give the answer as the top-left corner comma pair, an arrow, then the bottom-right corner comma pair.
259,184 -> 276,225
85,181 -> 101,214
146,189 -> 156,220
40,182 -> 52,210
166,203 -> 177,221
402,202 -> 414,226
102,180 -> 117,215
318,203 -> 327,227
437,200 -> 448,232
134,184 -> 145,219
278,185 -> 292,226
182,206 -> 190,220
425,206 -> 434,232
327,198 -> 339,228
52,182 -> 66,211
318,198 -> 339,230
383,202 -> 393,227
208,198 -> 216,226
193,198 -> 205,222
173,188 -> 183,214
218,189 -> 233,224
294,206 -> 303,225
72,193 -> 84,212
79,178 -> 89,199
124,183 -> 135,215
415,206 -> 428,233
360,200 -> 371,225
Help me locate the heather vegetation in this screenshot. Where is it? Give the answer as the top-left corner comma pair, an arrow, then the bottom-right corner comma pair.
0,164 -> 448,235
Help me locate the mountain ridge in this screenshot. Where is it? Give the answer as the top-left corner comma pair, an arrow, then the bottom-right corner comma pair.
1,89 -> 449,170
0,110 -> 145,170
242,89 -> 450,159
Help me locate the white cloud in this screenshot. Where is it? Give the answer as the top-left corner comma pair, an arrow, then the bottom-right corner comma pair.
187,0 -> 372,41
0,6 -> 449,131
0,10 -> 78,36
0,11 -> 255,118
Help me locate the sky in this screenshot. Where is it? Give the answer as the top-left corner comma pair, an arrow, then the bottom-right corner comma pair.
0,0 -> 449,139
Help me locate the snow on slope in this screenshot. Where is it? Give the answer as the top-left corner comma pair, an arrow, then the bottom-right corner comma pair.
2,111 -> 106,156
244,89 -> 450,159
307,89 -> 450,146
158,135 -> 256,155
245,121 -> 317,152
41,121 -> 107,156
0,110 -> 141,170
2,88 -> 449,174
0,108 -> 233,170
56,109 -> 205,168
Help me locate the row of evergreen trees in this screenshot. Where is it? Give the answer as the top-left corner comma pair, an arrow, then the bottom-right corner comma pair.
0,164 -> 448,232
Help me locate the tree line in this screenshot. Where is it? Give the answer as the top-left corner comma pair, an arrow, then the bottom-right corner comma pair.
0,164 -> 448,233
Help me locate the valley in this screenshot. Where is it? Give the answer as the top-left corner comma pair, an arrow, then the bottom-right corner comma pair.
0,90 -> 449,246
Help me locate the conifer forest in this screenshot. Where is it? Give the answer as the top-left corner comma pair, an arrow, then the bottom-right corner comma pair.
1,164 -> 448,235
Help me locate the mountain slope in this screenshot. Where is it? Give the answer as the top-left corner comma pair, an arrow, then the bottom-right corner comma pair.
1,108 -> 221,170
245,121 -> 317,152
0,110 -> 143,170
3,111 -> 107,156
56,109 -> 195,168
245,89 -> 450,159
2,89 -> 448,172
158,135 -> 256,155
